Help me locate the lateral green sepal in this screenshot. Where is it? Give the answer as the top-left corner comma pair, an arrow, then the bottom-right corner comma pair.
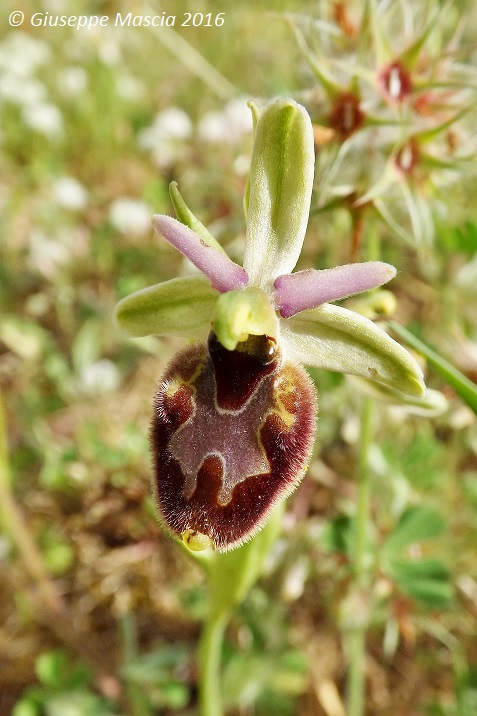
282,304 -> 426,397
114,276 -> 219,339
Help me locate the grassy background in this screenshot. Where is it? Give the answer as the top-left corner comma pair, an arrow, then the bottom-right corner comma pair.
1,1 -> 477,714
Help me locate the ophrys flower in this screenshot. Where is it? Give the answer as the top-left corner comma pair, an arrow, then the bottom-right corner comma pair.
115,98 -> 425,552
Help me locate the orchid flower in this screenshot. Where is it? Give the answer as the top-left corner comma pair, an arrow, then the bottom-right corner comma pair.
115,98 -> 425,553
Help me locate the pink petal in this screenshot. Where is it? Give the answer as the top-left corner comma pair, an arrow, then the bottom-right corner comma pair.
152,215 -> 249,293
274,262 -> 397,318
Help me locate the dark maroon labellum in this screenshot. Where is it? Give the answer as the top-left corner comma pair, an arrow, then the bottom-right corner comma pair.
150,333 -> 317,552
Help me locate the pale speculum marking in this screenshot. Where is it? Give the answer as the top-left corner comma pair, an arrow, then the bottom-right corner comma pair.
169,358 -> 276,507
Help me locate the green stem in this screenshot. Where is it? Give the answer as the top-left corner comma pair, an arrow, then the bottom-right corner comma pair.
346,395 -> 374,716
354,397 -> 373,581
346,216 -> 379,716
198,610 -> 228,716
120,613 -> 152,716
347,625 -> 367,716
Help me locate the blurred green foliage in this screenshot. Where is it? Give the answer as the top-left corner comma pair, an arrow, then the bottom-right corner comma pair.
0,0 -> 476,714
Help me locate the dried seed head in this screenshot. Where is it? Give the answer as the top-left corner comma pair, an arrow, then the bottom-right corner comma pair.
150,333 -> 317,552
395,138 -> 420,175
328,92 -> 365,138
379,61 -> 413,104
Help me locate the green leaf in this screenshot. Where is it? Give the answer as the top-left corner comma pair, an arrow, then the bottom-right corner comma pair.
222,649 -> 307,709
121,644 -> 189,685
382,506 -> 445,555
283,304 -> 426,396
389,322 -> 477,416
320,515 -> 353,555
243,98 -> 315,286
35,650 -> 69,689
437,220 -> 477,256
114,275 -> 218,339
385,558 -> 453,608
0,316 -> 49,361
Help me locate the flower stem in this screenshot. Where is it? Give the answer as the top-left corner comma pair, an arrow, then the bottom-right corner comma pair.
198,610 -> 228,716
354,396 -> 373,581
120,613 -> 153,716
346,396 -> 374,716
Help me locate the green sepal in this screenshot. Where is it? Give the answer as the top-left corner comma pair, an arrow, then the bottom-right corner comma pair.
213,286 -> 278,351
114,276 -> 219,339
242,102 -> 261,221
282,303 -> 426,397
243,98 -> 315,286
169,182 -> 227,255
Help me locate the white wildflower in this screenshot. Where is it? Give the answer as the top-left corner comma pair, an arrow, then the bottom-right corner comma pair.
79,360 -> 121,394
28,229 -> 72,279
22,103 -> 63,138
198,97 -> 253,145
0,33 -> 50,77
0,75 -> 46,106
109,198 -> 152,236
52,177 -> 89,211
57,66 -> 88,97
138,107 -> 192,167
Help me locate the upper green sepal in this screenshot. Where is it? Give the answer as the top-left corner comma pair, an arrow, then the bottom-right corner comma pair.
114,276 -> 219,339
242,98 -> 315,286
282,304 -> 426,397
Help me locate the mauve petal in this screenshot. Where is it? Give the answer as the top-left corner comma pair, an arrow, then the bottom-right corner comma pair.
152,215 -> 249,293
274,262 -> 397,318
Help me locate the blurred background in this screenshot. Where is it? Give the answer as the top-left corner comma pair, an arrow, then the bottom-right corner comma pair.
1,0 -> 477,714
